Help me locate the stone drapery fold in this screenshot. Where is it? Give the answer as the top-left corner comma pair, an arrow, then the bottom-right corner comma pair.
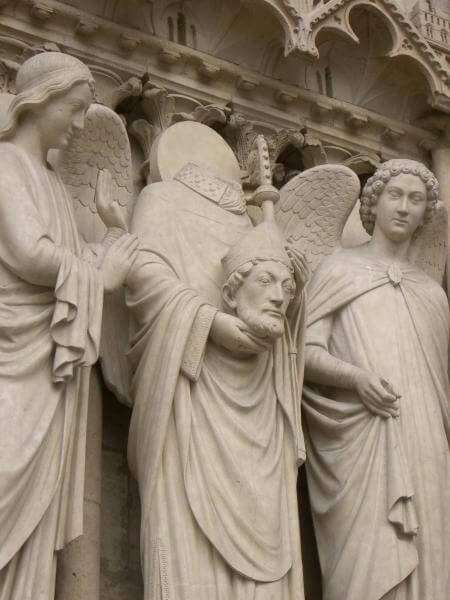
0,143 -> 103,577
303,251 -> 449,600
126,178 -> 306,591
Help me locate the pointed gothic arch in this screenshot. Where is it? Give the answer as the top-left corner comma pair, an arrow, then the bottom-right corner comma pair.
306,0 -> 449,111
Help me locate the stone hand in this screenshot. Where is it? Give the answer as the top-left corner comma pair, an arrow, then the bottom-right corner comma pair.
354,370 -> 400,418
95,168 -> 128,231
210,312 -> 273,355
101,233 -> 139,292
285,241 -> 310,291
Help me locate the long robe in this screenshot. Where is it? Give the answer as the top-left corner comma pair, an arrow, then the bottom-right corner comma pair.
126,172 -> 306,600
0,143 -> 103,600
302,250 -> 449,600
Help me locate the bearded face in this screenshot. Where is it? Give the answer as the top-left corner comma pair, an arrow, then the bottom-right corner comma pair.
226,260 -> 295,342
236,304 -> 285,339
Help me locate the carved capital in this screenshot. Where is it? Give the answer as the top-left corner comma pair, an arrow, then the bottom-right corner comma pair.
141,83 -> 175,131
267,128 -> 305,164
223,112 -> 258,170
128,81 -> 230,181
139,80 -> 228,137
108,77 -> 143,110
302,134 -> 327,168
128,119 -> 158,183
171,104 -> 228,127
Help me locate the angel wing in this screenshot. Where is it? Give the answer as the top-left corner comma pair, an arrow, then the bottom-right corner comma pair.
275,164 -> 361,275
51,103 -> 135,406
409,201 -> 448,286
51,103 -> 133,238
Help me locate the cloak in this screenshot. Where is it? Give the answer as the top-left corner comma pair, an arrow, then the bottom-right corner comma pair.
126,171 -> 306,597
0,143 -> 103,593
303,250 -> 449,600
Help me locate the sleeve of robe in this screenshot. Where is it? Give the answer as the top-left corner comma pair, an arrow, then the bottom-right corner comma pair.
126,187 -> 220,500
0,148 -> 103,381
126,186 -> 218,373
126,246 -> 217,381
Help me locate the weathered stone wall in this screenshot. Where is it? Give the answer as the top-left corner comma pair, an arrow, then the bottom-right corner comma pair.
101,388 -> 143,599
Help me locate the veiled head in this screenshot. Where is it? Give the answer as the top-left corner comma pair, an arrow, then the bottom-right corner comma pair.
360,159 -> 439,236
0,52 -> 95,140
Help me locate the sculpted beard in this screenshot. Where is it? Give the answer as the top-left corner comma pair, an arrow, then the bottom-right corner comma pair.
237,305 -> 285,340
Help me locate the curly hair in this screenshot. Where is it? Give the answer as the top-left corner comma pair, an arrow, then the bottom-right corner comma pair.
359,159 -> 439,235
222,258 -> 295,312
0,52 -> 95,140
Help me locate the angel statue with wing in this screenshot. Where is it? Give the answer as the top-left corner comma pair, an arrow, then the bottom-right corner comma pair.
276,159 -> 449,600
0,52 -> 138,600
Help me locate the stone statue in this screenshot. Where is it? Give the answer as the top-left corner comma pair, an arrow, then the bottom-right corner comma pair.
126,121 -> 309,600
0,52 -> 138,600
277,160 -> 449,600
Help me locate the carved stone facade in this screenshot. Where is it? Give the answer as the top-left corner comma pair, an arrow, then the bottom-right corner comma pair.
411,0 -> 450,51
0,1 -> 448,600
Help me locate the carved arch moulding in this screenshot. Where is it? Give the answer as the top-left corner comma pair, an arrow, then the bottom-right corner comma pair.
152,0 -> 309,56
304,0 -> 450,113
243,0 -> 307,55
242,0 -> 450,114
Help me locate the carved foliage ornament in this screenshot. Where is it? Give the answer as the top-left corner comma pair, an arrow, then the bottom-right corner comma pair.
128,81 -> 229,181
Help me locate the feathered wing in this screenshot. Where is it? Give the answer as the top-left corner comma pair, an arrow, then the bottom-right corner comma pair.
409,201 -> 448,286
51,103 -> 135,405
52,103 -> 133,237
277,163 -> 449,287
275,164 -> 361,275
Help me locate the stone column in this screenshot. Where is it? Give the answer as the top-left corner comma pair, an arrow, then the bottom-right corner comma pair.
56,366 -> 103,600
430,117 -> 450,294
